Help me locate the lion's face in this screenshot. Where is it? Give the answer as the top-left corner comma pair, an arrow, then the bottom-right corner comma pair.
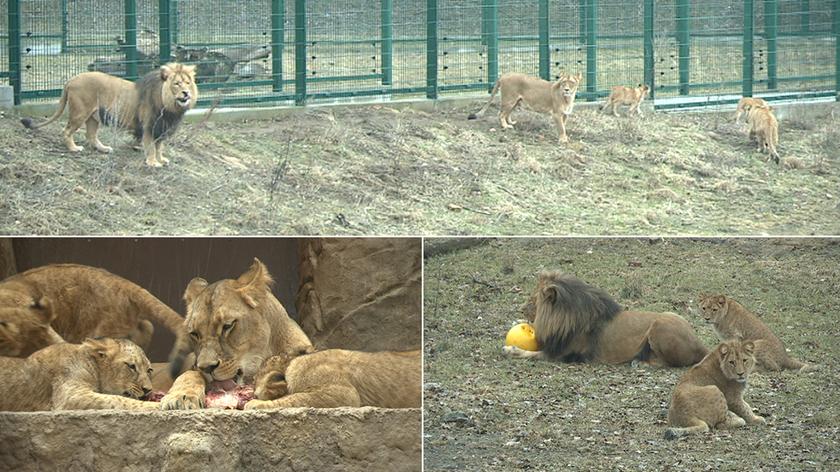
555,73 -> 582,98
183,261 -> 279,383
160,63 -> 198,111
0,297 -> 56,357
698,295 -> 728,322
86,338 -> 154,399
253,354 -> 292,400
718,340 -> 755,383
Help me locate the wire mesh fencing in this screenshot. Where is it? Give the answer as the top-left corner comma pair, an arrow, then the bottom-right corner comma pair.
2,0 -> 838,108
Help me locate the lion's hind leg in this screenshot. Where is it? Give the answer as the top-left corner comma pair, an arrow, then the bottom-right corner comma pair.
644,318 -> 708,367
664,418 -> 710,440
63,104 -> 92,152
85,116 -> 113,153
245,384 -> 361,409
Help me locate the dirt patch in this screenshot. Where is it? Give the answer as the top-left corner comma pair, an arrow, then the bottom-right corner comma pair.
423,238 -> 839,471
1,103 -> 838,235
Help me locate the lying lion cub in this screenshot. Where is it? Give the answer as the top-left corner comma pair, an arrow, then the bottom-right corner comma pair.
0,337 -> 159,411
600,84 -> 650,117
665,339 -> 764,439
468,72 -> 582,143
699,295 -> 815,372
246,349 -> 422,409
746,104 -> 780,164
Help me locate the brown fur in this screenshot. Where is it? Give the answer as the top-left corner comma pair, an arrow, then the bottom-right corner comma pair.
600,84 -> 650,117
746,104 -> 780,164
0,338 -> 158,411
0,297 -> 63,357
20,63 -> 197,167
504,271 -> 708,367
734,97 -> 768,123
699,295 -> 814,372
0,264 -> 190,377
246,349 -> 422,409
468,72 -> 582,143
665,340 -> 764,439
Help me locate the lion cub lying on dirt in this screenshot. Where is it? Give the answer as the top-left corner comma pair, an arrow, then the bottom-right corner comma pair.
246,349 -> 422,409
468,72 -> 582,143
0,337 -> 159,411
699,295 -> 815,372
600,84 -> 650,117
665,339 -> 764,439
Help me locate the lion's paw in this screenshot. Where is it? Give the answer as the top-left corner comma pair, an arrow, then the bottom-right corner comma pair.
244,399 -> 274,410
160,389 -> 205,410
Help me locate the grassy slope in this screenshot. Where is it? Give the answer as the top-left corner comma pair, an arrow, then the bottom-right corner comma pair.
424,238 -> 839,471
0,103 -> 838,235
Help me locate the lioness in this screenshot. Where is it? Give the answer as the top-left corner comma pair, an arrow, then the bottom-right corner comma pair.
20,63 -> 197,167
699,294 -> 815,372
468,72 -> 582,143
0,263 -> 191,377
0,337 -> 159,411
246,349 -> 422,409
600,84 -> 650,117
734,96 -> 768,123
746,104 -> 780,164
665,339 -> 765,439
161,258 -> 421,410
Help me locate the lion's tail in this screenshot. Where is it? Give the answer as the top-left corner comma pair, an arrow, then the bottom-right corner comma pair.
467,79 -> 501,120
128,286 -> 191,378
21,86 -> 69,130
768,125 -> 780,164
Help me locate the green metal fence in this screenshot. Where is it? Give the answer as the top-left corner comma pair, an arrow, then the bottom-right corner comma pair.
2,0 -> 838,108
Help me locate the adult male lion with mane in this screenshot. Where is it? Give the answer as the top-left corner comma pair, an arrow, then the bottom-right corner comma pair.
503,271 -> 708,367
468,72 -> 582,143
161,258 -> 421,410
20,63 -> 197,167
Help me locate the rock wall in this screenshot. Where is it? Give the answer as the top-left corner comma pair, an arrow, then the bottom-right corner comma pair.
0,408 -> 420,472
296,238 -> 421,351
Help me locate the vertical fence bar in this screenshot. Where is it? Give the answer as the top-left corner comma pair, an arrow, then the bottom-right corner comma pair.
585,0 -> 597,100
743,0 -> 755,97
579,0 -> 586,44
171,0 -> 180,45
295,0 -> 307,105
426,0 -> 438,99
539,0 -> 550,80
124,0 -> 138,81
676,0 -> 690,95
381,0 -> 393,86
801,0 -> 810,34
8,0 -> 21,105
159,0 -> 171,63
483,0 -> 499,88
644,0 -> 655,99
60,0 -> 68,53
272,0 -> 285,92
765,0 -> 778,90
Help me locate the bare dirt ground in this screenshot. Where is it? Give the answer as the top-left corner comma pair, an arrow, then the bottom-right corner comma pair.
423,238 -> 839,471
0,101 -> 838,235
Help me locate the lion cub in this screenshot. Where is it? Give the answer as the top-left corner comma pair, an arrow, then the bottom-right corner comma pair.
0,338 -> 159,411
468,72 -> 582,143
746,105 -> 780,164
734,97 -> 768,123
600,84 -> 650,117
699,295 -> 814,372
665,339 -> 764,439
245,349 -> 421,409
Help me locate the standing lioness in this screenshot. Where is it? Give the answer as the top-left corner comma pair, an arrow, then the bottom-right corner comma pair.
468,72 -> 582,143
20,63 -> 197,167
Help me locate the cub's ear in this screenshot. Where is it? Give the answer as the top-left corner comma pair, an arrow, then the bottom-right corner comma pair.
235,258 -> 274,308
575,72 -> 583,82
30,296 -> 56,326
160,64 -> 174,81
742,341 -> 755,353
719,344 -> 729,355
716,295 -> 727,304
183,277 -> 208,306
83,337 -> 115,358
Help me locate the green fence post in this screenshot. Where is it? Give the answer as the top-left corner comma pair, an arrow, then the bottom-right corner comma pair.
295,0 -> 307,105
60,0 -> 68,53
8,0 -> 21,105
585,0 -> 597,100
124,0 -> 138,81
483,0 -> 499,89
676,0 -> 690,95
381,0 -> 393,86
743,0 -> 754,97
426,0 -> 438,99
159,0 -> 171,63
644,0 -> 655,99
765,0 -> 778,90
579,0 -> 586,45
539,0 -> 550,80
801,0 -> 810,34
272,0 -> 285,92
171,0 -> 180,45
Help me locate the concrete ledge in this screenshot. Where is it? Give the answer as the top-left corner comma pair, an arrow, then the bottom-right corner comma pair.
0,407 -> 421,472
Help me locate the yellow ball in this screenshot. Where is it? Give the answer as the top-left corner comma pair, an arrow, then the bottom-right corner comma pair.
505,323 -> 539,351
